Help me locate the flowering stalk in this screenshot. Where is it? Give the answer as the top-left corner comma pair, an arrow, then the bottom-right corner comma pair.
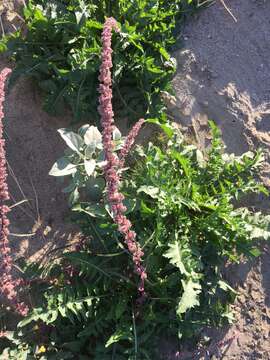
119,118 -> 145,167
0,68 -> 28,316
98,18 -> 147,295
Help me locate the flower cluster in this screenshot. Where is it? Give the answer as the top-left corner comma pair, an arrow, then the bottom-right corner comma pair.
0,68 -> 28,316
98,18 -> 147,295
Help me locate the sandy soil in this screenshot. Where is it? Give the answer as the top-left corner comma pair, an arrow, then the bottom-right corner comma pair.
0,54 -> 82,263
1,1 -> 270,359
163,0 -> 270,358
0,0 -> 82,264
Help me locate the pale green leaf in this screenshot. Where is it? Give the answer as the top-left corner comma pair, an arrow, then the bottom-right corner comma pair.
84,159 -> 96,176
85,144 -> 95,158
218,280 -> 237,294
177,280 -> 201,315
58,306 -> 67,317
163,242 -> 188,275
137,185 -> 159,198
250,226 -> 270,240
58,129 -> 84,153
84,126 -> 102,149
113,127 -> 122,141
49,157 -> 77,177
72,203 -> 106,218
196,149 -> 206,168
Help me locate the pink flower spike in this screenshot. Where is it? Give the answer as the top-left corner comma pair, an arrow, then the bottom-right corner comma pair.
98,18 -> 147,295
119,118 -> 145,167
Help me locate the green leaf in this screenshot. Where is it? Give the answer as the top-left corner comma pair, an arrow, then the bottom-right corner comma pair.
49,157 -> 77,177
147,118 -> 174,138
62,180 -> 77,193
248,247 -> 262,257
105,327 -> 132,348
85,177 -> 105,201
123,198 -> 136,214
115,299 -> 127,320
171,151 -> 191,178
158,46 -> 170,60
145,57 -> 163,74
140,200 -> 155,215
58,129 -> 84,154
85,20 -> 103,29
69,187 -> 80,205
177,280 -> 201,316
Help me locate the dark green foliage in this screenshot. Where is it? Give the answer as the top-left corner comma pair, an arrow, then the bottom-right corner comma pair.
1,0 -> 198,123
1,123 -> 269,359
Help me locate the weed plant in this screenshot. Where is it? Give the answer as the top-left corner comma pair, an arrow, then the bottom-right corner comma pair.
1,0 -> 198,123
1,122 -> 269,359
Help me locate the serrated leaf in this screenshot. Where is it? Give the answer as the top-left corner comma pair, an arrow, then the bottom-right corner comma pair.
177,280 -> 201,316
47,310 -> 58,323
58,306 -> 67,317
163,242 -> 188,275
137,185 -> 159,198
105,328 -> 132,348
84,159 -> 96,176
141,200 -> 155,215
147,118 -> 174,138
49,157 -> 77,177
248,247 -> 262,257
218,280 -> 237,294
172,151 -> 191,178
250,226 -> 270,240
58,129 -> 83,153
18,308 -> 43,328
158,46 -> 170,60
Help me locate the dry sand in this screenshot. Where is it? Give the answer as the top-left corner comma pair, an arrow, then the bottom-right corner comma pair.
163,0 -> 270,358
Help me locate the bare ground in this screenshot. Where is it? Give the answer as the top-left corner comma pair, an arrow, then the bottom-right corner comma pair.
0,55 -> 82,263
163,0 -> 270,358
